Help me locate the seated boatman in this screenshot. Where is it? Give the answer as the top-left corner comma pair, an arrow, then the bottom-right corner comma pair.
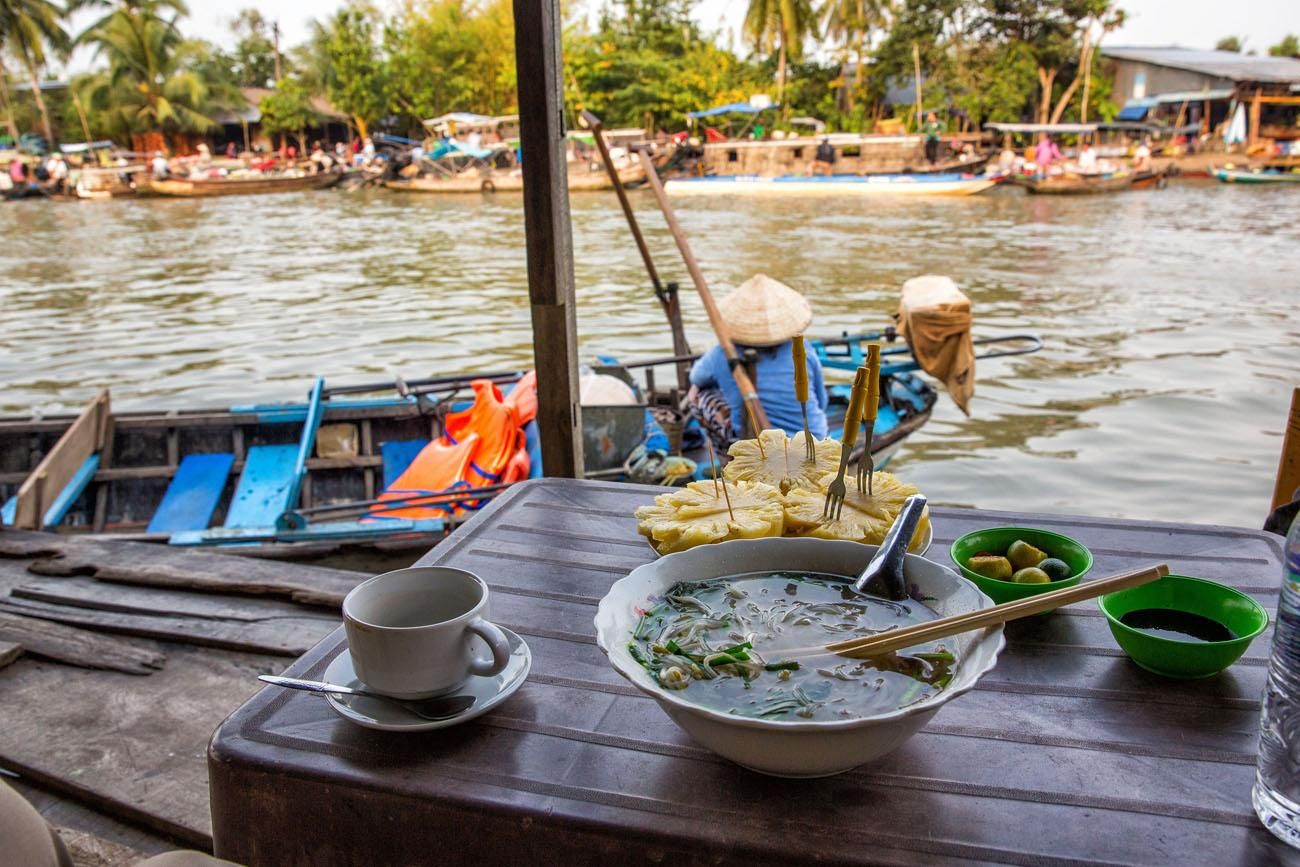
811,137 -> 837,176
687,274 -> 829,454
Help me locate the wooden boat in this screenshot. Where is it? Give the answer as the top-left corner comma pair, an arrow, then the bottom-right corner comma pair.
0,332 -> 1040,562
663,172 -> 1000,197
1214,166 -> 1300,185
140,172 -> 341,197
384,161 -> 644,194
1020,172 -> 1136,195
1128,169 -> 1167,190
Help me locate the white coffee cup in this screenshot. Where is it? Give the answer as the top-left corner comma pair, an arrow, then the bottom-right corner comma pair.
342,566 -> 511,698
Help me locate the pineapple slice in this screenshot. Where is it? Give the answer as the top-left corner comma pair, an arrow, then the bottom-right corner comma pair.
783,471 -> 930,551
635,479 -> 785,556
722,429 -> 841,494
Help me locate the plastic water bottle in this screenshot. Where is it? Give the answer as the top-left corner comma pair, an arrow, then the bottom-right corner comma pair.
1255,512 -> 1300,846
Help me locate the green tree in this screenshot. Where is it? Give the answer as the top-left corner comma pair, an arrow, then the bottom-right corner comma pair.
77,3 -> 240,141
743,0 -> 818,109
229,8 -> 279,87
974,0 -> 1121,124
383,0 -> 517,129
0,0 -> 70,142
821,0 -> 891,112
566,0 -> 762,128
259,76 -> 317,149
1215,35 -> 1242,52
289,19 -> 338,98
323,3 -> 389,138
1269,35 -> 1299,58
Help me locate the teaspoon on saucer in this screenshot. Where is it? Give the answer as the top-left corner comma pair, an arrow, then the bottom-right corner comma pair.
259,675 -> 476,722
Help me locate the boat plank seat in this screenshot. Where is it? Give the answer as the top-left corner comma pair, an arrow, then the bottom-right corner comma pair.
3,390 -> 111,530
222,445 -> 301,529
3,455 -> 101,530
147,453 -> 235,534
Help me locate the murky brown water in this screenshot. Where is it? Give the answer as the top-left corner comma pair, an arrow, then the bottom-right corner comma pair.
1,182 -> 1296,527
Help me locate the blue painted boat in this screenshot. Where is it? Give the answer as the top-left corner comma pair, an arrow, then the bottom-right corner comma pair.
0,334 -> 1039,563
663,173 -> 1000,197
1214,166 -> 1300,184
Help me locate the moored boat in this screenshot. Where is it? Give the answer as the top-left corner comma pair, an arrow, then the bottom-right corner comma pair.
1020,172 -> 1137,195
663,172 -> 1000,197
384,161 -> 644,194
0,328 -> 1038,562
1214,166 -> 1300,184
140,172 -> 342,197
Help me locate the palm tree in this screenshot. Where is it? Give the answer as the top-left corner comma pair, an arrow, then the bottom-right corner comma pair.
744,0 -> 818,109
77,3 -> 235,141
821,0 -> 891,112
0,0 -> 70,143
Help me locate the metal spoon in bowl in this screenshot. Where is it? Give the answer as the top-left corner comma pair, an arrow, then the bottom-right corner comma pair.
854,494 -> 928,601
259,675 -> 476,722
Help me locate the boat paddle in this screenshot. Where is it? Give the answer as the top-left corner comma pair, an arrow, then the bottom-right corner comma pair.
634,146 -> 771,434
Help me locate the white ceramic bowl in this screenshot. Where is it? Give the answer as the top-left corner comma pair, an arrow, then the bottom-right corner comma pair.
645,520 -> 934,559
595,537 -> 1005,777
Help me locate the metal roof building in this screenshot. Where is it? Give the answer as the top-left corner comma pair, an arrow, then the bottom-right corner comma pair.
1101,46 -> 1300,144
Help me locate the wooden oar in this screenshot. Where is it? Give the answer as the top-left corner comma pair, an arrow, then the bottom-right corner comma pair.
581,111 -> 691,390
791,563 -> 1169,659
635,147 -> 771,433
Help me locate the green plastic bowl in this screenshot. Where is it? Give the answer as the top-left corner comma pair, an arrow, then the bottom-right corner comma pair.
1098,574 -> 1268,679
949,526 -> 1093,605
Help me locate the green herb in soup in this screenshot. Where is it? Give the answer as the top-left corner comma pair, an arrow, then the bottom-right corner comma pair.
628,571 -> 956,721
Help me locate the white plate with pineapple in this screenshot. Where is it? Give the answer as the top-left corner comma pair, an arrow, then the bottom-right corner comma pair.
635,429 -> 933,558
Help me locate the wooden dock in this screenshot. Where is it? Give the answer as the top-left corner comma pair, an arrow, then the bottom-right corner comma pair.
0,529 -> 366,861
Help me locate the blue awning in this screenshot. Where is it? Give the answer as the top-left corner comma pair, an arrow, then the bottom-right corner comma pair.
687,102 -> 777,119
1116,103 -> 1151,121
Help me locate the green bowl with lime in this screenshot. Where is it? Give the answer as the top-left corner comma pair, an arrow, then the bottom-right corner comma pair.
948,527 -> 1093,605
1098,574 -> 1268,679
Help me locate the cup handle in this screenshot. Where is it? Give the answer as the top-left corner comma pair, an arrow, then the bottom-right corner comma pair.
466,618 -> 511,677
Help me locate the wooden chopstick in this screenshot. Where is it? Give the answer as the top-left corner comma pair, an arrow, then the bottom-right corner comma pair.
806,563 -> 1170,659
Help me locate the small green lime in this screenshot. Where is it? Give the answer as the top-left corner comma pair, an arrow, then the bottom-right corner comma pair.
967,554 -> 1013,581
1038,558 -> 1071,581
1012,566 -> 1051,584
1007,539 -> 1049,570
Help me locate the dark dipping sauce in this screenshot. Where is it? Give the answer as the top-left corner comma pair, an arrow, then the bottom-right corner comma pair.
1119,608 -> 1237,643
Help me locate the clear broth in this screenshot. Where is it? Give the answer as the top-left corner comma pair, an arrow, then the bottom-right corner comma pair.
629,571 -> 956,722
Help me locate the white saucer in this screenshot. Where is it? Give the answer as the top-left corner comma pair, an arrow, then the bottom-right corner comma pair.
322,627 -> 531,732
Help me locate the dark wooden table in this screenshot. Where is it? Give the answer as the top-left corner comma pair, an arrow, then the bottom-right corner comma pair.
209,478 -> 1300,866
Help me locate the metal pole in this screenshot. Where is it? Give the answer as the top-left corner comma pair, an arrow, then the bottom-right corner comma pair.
513,0 -> 584,477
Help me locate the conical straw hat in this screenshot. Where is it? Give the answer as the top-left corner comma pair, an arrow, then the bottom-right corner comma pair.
717,274 -> 813,346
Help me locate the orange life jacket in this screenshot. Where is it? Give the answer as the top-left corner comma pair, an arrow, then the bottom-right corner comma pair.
370,371 -> 538,520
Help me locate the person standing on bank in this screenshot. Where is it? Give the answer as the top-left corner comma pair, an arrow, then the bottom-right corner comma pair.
688,274 -> 829,453
922,112 -> 945,164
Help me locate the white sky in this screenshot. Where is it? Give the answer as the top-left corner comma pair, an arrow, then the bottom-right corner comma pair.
59,0 -> 1300,74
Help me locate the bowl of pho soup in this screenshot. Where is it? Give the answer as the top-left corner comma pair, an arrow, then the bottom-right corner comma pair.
595,538 -> 1005,777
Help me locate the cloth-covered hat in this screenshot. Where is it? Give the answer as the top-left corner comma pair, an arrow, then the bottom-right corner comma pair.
717,274 -> 812,346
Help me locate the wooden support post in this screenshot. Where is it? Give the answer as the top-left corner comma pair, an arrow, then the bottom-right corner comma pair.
1272,387 -> 1300,513
1250,88 -> 1262,148
513,0 -> 584,478
13,390 -> 110,530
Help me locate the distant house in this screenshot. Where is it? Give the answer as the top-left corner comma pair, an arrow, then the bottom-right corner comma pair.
212,87 -> 352,153
1100,46 -> 1300,144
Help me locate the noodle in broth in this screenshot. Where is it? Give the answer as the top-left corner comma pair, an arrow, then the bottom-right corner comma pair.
628,571 -> 956,722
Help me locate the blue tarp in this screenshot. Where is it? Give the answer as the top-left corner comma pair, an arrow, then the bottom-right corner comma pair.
1117,102 -> 1152,121
687,102 -> 777,118
448,139 -> 494,160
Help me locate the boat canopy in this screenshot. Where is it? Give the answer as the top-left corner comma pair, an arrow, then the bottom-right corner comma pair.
687,102 -> 778,118
58,140 -> 115,153
984,123 -> 1098,134
422,113 -> 518,133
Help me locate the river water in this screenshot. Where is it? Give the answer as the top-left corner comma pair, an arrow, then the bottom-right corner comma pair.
1,183 -> 1296,528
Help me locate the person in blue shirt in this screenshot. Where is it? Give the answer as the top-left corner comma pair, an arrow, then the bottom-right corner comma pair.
688,274 -> 829,452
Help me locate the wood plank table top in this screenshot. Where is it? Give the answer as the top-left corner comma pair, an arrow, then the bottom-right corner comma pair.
208,478 -> 1300,866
